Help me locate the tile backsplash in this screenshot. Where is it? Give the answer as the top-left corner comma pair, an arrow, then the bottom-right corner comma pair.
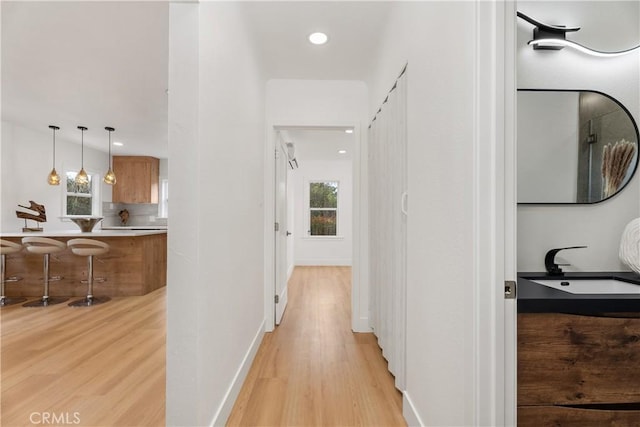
102,203 -> 168,227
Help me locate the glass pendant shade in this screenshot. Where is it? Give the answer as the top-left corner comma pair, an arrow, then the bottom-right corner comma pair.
103,127 -> 116,185
48,125 -> 61,185
48,168 -> 61,185
104,168 -> 116,185
76,167 -> 89,184
75,126 -> 88,184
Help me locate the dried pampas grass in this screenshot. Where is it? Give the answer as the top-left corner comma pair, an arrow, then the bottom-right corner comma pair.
602,139 -> 637,198
620,217 -> 640,275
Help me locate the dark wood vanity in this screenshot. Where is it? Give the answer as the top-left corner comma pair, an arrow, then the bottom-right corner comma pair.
517,274 -> 640,426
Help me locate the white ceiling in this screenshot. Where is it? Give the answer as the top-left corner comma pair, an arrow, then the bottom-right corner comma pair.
1,2 -> 389,158
282,128 -> 354,162
2,2 -> 169,157
239,1 -> 392,80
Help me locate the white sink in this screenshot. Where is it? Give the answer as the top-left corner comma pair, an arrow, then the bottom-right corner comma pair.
532,278 -> 640,294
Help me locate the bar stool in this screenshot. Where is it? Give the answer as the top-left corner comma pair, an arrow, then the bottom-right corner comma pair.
67,239 -> 111,307
0,239 -> 27,306
22,237 -> 68,307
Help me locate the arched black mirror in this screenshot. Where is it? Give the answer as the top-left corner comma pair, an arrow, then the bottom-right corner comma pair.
518,89 -> 638,204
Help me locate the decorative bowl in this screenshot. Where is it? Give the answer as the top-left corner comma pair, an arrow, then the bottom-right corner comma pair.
68,217 -> 103,232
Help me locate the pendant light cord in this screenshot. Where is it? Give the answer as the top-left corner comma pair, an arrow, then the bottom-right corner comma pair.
81,129 -> 84,169
108,130 -> 112,167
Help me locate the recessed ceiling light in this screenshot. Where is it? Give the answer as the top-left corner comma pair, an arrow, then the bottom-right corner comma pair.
345,129 -> 354,134
113,141 -> 123,146
309,32 -> 328,45
338,150 -> 347,154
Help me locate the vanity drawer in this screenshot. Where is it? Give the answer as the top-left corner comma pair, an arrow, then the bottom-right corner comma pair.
518,405 -> 640,427
518,313 -> 640,406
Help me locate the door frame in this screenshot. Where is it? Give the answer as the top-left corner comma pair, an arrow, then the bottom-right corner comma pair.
264,122 -> 366,332
473,1 -> 517,425
274,132 -> 290,325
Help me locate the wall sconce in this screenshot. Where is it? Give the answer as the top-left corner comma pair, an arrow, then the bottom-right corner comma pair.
103,127 -> 116,185
75,126 -> 89,185
47,125 -> 61,185
518,11 -> 640,58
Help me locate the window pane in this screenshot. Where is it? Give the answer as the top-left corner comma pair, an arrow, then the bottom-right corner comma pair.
66,172 -> 92,194
310,210 -> 337,236
67,196 -> 92,216
310,182 -> 338,208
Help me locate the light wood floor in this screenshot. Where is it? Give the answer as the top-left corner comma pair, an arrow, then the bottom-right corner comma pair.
227,266 -> 406,426
1,289 -> 166,426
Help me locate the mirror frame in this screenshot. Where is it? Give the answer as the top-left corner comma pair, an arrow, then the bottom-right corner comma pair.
517,88 -> 640,205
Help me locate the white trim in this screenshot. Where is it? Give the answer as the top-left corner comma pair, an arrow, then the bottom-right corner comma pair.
265,121 -> 364,334
158,178 -> 169,218
264,127 -> 277,333
472,1 -> 515,426
301,236 -> 345,241
402,393 -> 425,427
503,1 -> 519,424
294,259 -> 352,266
210,319 -> 265,427
287,263 -> 294,281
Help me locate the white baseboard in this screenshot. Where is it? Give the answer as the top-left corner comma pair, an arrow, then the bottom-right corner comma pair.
403,392 -> 424,427
352,316 -> 371,333
295,258 -> 352,266
287,263 -> 294,281
210,319 -> 265,427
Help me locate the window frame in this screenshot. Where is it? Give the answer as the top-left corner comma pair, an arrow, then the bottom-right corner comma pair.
306,179 -> 340,238
62,170 -> 101,218
158,179 -> 169,219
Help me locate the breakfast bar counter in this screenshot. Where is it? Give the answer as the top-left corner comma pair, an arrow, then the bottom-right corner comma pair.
1,230 -> 167,297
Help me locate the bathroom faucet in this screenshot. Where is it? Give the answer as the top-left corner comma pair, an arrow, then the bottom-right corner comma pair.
545,246 -> 587,276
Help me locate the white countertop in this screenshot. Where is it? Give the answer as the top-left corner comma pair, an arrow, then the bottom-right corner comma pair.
1,229 -> 167,238
101,226 -> 168,230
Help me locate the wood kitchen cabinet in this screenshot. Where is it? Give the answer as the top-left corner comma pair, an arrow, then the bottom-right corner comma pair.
112,156 -> 159,203
518,313 -> 640,426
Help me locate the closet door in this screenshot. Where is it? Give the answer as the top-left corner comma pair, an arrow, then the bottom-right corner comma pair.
368,68 -> 407,391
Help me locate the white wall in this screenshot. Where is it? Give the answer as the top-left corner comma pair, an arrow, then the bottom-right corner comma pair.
166,3 -> 266,426
1,121 -> 111,232
517,1 -> 640,272
265,79 -> 369,331
366,2 -> 499,425
293,159 -> 352,266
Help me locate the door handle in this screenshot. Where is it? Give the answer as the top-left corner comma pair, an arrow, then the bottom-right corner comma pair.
286,231 -> 292,236
401,191 -> 408,215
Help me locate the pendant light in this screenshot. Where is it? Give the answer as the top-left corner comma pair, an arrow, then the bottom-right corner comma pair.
75,126 -> 89,185
47,125 -> 61,185
103,126 -> 116,185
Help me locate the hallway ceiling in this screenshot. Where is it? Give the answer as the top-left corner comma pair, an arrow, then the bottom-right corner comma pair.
240,1 -> 393,80
2,2 -> 389,158
283,128 -> 354,162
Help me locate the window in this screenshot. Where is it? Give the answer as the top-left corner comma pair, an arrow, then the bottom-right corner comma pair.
158,179 -> 169,218
309,181 -> 338,236
63,171 -> 99,216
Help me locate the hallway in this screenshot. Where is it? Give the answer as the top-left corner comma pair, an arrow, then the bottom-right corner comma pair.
227,266 -> 406,426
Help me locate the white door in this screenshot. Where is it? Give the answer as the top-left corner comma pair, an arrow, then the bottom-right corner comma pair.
274,139 -> 289,325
